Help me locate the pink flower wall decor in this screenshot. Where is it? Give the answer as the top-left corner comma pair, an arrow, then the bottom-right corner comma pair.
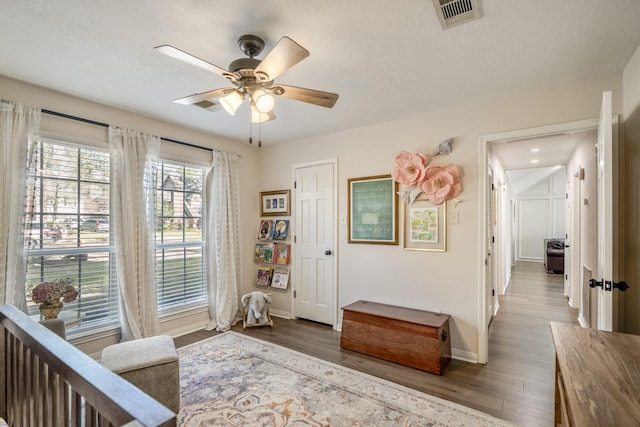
391,143 -> 463,205
391,151 -> 431,187
419,164 -> 463,205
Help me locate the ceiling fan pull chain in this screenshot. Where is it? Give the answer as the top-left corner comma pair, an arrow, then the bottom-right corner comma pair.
248,120 -> 253,144
258,121 -> 262,148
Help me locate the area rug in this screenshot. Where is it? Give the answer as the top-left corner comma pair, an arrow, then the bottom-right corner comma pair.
177,332 -> 515,426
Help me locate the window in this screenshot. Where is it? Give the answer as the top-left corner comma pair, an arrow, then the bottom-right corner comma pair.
25,139 -> 118,330
155,161 -> 206,311
24,139 -> 209,333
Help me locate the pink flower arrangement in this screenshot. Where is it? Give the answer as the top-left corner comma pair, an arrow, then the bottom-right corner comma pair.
392,149 -> 463,205
419,165 -> 463,205
391,151 -> 431,186
31,278 -> 78,306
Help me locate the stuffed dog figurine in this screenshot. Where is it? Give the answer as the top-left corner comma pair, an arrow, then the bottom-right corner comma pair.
241,291 -> 272,325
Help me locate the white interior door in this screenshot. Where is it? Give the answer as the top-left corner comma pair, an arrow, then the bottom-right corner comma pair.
486,167 -> 495,324
596,91 -> 614,331
567,169 -> 582,308
293,161 -> 336,325
565,179 -> 573,301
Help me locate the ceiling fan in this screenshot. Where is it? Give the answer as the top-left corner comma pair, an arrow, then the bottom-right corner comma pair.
155,35 -> 339,124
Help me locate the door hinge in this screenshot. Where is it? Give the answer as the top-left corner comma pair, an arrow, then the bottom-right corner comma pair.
492,236 -> 495,244
294,235 -> 296,243
566,193 -> 568,199
492,289 -> 495,296
294,181 -> 297,189
294,290 -> 296,298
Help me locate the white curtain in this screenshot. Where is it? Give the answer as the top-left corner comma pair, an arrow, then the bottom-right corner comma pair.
205,151 -> 243,331
109,126 -> 159,341
0,100 -> 40,311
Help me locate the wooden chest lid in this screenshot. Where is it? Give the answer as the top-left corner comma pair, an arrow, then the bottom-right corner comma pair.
341,300 -> 449,328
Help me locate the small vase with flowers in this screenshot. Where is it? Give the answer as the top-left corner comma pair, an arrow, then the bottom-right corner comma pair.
31,278 -> 78,319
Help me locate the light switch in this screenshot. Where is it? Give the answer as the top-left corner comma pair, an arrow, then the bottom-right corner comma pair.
451,210 -> 459,224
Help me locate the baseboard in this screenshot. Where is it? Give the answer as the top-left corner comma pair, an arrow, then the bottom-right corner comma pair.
578,315 -> 589,328
270,309 -> 291,319
452,349 -> 478,363
166,320 -> 209,338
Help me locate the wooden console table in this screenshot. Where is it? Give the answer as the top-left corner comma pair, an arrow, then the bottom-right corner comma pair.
550,322 -> 640,426
340,300 -> 451,374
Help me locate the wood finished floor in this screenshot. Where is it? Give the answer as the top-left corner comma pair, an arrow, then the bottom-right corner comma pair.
174,261 -> 578,427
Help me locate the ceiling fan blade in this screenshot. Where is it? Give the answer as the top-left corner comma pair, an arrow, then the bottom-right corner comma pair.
173,88 -> 235,105
273,85 -> 339,108
254,37 -> 310,82
154,45 -> 232,78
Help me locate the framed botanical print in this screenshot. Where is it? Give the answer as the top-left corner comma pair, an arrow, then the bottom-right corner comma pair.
404,199 -> 446,251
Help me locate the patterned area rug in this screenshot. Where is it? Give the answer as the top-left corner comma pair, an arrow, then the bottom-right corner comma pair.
177,332 -> 515,426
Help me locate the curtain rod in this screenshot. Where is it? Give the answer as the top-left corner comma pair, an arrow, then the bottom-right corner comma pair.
42,108 -> 213,152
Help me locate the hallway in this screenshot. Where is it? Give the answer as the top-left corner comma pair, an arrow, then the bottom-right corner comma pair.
487,260 -> 579,425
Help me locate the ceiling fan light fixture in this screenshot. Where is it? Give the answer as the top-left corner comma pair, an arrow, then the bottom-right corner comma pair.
252,89 -> 275,113
251,105 -> 274,123
157,34 -> 339,128
219,91 -> 243,115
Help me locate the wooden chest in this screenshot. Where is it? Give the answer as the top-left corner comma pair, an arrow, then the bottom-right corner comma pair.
340,300 -> 451,375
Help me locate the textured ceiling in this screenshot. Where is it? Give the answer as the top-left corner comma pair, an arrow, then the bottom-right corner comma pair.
1,1 -> 639,146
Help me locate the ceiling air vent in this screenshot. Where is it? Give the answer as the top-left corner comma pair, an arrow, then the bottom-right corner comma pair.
432,0 -> 482,29
194,100 -> 221,112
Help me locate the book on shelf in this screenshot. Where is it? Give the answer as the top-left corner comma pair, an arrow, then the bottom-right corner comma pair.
254,243 -> 275,263
257,219 -> 274,240
271,219 -> 289,240
274,243 -> 290,265
270,268 -> 289,289
256,266 -> 274,286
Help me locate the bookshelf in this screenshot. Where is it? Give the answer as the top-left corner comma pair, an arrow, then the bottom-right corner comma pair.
254,219 -> 290,289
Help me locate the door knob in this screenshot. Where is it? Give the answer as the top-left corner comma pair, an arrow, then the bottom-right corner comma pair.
614,281 -> 629,291
324,250 -> 332,256
589,279 -> 603,289
590,278 -> 630,292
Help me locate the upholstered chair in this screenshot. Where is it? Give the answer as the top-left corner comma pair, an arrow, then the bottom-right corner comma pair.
100,335 -> 180,414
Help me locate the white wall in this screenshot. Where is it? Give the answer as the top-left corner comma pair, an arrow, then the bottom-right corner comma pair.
257,75 -> 623,360
566,132 -> 598,325
623,44 -> 640,334
624,45 -> 640,117
0,75 -> 261,355
516,169 -> 566,261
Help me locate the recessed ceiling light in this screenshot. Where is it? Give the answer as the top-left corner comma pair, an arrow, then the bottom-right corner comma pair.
531,159 -> 539,164
530,148 -> 539,153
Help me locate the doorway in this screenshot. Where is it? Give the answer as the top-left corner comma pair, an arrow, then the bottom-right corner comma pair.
292,159 -> 338,327
478,119 -> 599,363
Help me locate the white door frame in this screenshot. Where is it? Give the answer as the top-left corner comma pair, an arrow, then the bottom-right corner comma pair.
291,158 -> 339,328
477,118 -> 598,363
568,167 -> 583,308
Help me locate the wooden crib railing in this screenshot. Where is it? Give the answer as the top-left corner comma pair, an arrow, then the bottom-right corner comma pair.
0,305 -> 175,427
